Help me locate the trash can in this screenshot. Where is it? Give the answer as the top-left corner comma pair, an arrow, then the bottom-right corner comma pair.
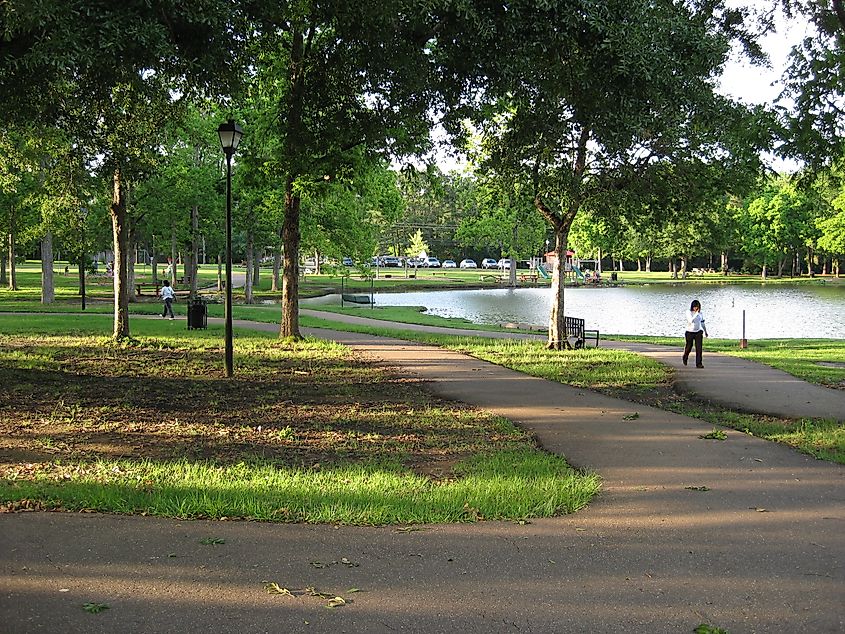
610,272 -> 618,282
187,297 -> 207,330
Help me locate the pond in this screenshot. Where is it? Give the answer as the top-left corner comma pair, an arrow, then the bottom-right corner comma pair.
304,283 -> 845,339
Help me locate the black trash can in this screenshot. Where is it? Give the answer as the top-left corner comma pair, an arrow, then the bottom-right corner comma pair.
610,272 -> 618,282
187,297 -> 207,330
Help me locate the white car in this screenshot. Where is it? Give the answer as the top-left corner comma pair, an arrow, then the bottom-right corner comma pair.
459,259 -> 477,269
442,259 -> 457,268
481,258 -> 498,269
498,258 -> 512,269
426,257 -> 441,268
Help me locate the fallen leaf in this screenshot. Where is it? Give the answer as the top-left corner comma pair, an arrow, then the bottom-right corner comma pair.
265,583 -> 294,597
326,596 -> 346,608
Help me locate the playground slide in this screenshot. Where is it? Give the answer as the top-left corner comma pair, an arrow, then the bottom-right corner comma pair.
570,264 -> 586,281
537,264 -> 551,280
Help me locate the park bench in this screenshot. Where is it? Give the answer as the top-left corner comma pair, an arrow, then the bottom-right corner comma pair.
564,316 -> 600,349
135,281 -> 163,296
518,272 -> 539,283
341,293 -> 373,305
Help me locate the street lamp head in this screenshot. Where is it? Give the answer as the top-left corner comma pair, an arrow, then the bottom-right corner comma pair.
217,119 -> 243,156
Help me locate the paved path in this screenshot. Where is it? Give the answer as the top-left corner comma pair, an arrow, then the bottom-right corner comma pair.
302,309 -> 845,422
1,316 -> 843,633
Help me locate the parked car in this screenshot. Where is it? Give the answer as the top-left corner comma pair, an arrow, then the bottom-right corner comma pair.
498,258 -> 512,269
442,259 -> 457,268
426,257 -> 441,268
459,259 -> 478,269
342,257 -> 354,266
380,255 -> 401,267
481,258 -> 498,269
406,256 -> 425,268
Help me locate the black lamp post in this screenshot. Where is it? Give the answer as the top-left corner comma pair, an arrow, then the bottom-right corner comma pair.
217,118 -> 243,377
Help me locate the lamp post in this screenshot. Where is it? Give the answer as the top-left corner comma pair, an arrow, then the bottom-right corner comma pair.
217,119 -> 243,377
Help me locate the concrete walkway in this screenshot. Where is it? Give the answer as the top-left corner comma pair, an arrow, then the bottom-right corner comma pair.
302,308 -> 845,422
1,316 -> 843,633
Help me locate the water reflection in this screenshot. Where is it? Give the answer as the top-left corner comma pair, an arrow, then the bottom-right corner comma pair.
303,284 -> 845,339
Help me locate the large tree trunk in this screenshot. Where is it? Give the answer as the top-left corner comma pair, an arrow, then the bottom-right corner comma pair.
534,126 -> 589,350
645,255 -> 652,272
279,25 -> 306,339
680,256 -> 688,279
721,251 -> 728,275
761,263 -> 768,280
280,178 -> 302,338
41,231 -> 54,303
547,228 -> 568,349
0,250 -> 6,286
110,167 -> 131,340
806,246 -> 815,277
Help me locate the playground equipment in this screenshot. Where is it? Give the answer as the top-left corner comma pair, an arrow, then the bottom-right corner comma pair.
537,263 -> 551,280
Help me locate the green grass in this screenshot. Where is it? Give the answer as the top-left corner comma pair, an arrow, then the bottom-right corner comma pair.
0,314 -> 600,524
3,450 -> 597,524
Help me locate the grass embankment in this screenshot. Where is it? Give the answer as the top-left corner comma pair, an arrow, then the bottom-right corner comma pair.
0,314 -> 599,524
296,314 -> 845,464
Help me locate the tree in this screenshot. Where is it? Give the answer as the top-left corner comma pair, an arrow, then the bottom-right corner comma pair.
779,1 -> 845,167
441,0 -> 768,348
740,176 -> 817,278
456,175 -> 545,285
1,1 -> 241,339
248,2 -> 439,339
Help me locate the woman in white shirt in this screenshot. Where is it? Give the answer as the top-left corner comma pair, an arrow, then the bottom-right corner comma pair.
160,280 -> 176,319
682,299 -> 708,368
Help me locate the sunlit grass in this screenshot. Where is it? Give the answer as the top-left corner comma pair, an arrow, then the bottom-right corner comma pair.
0,314 -> 600,524
1,451 -> 599,524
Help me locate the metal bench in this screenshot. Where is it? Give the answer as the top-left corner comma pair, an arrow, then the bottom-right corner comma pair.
564,316 -> 600,349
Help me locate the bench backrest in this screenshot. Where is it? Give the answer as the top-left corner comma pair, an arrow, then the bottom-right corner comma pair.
564,316 -> 585,338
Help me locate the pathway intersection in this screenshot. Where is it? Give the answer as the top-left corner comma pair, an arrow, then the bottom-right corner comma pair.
0,311 -> 842,632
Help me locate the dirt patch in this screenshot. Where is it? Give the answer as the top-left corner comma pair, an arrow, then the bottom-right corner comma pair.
0,335 -> 529,482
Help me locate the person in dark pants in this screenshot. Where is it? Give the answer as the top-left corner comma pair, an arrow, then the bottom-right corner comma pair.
160,280 -> 175,320
682,299 -> 708,368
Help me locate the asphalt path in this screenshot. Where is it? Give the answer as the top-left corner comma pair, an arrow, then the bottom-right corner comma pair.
301,308 -> 845,422
1,313 -> 843,633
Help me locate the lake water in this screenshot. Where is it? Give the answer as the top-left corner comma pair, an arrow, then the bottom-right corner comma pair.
304,283 -> 845,339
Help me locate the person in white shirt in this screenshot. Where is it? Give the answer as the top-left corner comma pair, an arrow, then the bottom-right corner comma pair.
160,280 -> 176,319
682,299 -> 708,368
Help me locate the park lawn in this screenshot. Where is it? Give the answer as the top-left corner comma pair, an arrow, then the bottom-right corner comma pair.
0,313 -> 599,524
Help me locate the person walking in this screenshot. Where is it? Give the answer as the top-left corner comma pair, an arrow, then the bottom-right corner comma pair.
682,299 -> 708,368
160,280 -> 176,320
